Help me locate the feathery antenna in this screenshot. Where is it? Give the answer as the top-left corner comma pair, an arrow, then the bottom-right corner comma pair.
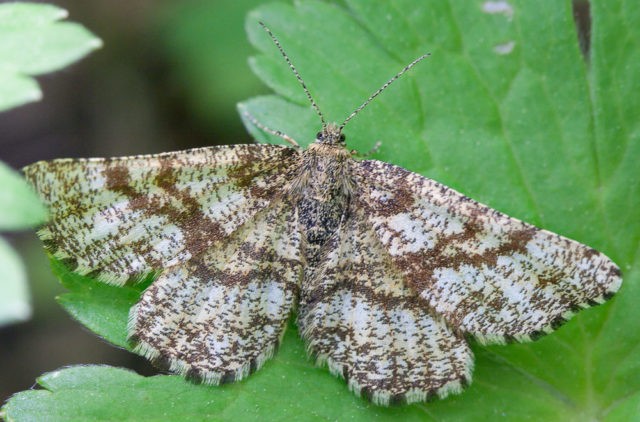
339,53 -> 430,130
259,22 -> 326,128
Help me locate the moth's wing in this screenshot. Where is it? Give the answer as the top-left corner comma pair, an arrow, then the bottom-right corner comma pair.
23,145 -> 299,285
298,208 -> 473,406
354,160 -> 622,343
129,198 -> 303,383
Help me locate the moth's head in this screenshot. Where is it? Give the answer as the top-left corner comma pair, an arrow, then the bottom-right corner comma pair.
316,123 -> 346,146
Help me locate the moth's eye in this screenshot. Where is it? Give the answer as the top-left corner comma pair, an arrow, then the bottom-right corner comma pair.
339,134 -> 346,142
316,132 -> 323,139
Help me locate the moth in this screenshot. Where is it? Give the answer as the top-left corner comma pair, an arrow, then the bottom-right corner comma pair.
23,24 -> 621,405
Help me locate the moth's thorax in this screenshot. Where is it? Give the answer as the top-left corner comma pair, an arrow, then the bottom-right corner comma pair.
305,142 -> 351,159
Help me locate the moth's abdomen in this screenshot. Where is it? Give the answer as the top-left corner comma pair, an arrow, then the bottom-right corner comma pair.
299,196 -> 345,245
295,151 -> 355,264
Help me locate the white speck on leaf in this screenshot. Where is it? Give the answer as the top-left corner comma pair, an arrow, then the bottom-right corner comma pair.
494,41 -> 516,55
482,1 -> 514,20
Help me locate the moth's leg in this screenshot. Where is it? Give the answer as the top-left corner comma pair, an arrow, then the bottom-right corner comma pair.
241,110 -> 301,149
352,141 -> 382,158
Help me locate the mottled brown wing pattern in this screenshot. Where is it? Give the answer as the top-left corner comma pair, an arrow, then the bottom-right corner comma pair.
129,199 -> 303,384
298,207 -> 473,406
22,144 -> 299,285
353,160 -> 622,344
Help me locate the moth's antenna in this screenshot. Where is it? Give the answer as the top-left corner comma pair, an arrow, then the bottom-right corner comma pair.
339,53 -> 430,130
259,22 -> 326,128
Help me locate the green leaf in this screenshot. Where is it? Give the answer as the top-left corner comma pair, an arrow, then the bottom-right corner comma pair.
0,237 -> 30,327
1,357 -> 428,421
0,161 -> 47,230
0,160 -> 42,329
0,2 -> 102,111
5,0 -> 639,420
51,258 -> 148,349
